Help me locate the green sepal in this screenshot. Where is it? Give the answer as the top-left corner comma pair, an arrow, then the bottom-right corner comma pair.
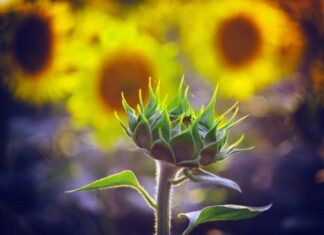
225,135 -> 245,153
217,102 -> 238,121
182,86 -> 192,115
114,112 -> 132,137
170,116 -> 183,137
138,89 -> 145,111
151,135 -> 175,164
121,93 -> 138,132
179,204 -> 272,235
200,142 -> 219,166
216,129 -> 228,148
66,170 -> 157,210
200,131 -> 227,165
170,129 -> 197,164
219,107 -> 239,129
151,108 -> 171,142
213,102 -> 238,126
190,118 -> 204,152
199,87 -> 217,129
134,113 -> 153,150
144,78 -> 159,118
219,109 -> 249,131
168,78 -> 184,117
204,122 -> 218,144
226,146 -> 255,155
148,111 -> 163,129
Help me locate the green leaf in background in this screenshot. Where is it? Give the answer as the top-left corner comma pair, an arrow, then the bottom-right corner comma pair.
66,170 -> 156,210
178,204 -> 272,235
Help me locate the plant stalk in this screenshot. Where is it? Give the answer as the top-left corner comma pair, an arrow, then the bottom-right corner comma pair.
155,161 -> 177,235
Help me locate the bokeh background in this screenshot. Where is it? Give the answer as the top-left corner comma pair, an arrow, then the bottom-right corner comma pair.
0,0 -> 323,235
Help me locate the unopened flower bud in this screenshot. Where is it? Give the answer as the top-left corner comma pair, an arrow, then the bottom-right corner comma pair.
116,79 -> 250,168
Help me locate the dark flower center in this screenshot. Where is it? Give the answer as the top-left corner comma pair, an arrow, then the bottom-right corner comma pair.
98,50 -> 154,111
214,15 -> 262,68
13,13 -> 53,76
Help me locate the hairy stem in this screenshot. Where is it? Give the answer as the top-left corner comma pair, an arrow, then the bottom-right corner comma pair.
155,161 -> 178,235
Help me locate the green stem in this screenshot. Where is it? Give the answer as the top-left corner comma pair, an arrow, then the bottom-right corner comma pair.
155,161 -> 178,235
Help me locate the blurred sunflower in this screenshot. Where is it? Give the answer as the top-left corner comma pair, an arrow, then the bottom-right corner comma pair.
311,59 -> 324,95
0,1 -> 77,105
68,10 -> 180,147
0,0 -> 17,7
180,0 -> 304,99
274,0 -> 323,30
76,0 -> 148,17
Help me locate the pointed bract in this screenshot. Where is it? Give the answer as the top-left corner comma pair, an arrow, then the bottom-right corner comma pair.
144,78 -> 159,118
121,93 -> 138,132
199,87 -> 218,129
134,113 -> 152,150
151,109 -> 171,141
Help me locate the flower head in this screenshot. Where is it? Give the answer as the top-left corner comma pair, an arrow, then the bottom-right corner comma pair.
0,1 -> 77,104
117,79 -> 250,167
179,0 -> 304,99
67,10 -> 180,147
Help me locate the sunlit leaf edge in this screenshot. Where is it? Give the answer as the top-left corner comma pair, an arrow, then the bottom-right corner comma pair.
66,170 -> 156,209
178,204 -> 272,235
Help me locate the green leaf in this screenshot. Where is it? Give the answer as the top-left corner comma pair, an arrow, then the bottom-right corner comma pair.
66,170 -> 156,210
184,168 -> 241,192
179,204 -> 272,235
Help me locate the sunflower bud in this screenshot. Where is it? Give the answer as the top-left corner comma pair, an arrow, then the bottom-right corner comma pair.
116,79 -> 250,168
